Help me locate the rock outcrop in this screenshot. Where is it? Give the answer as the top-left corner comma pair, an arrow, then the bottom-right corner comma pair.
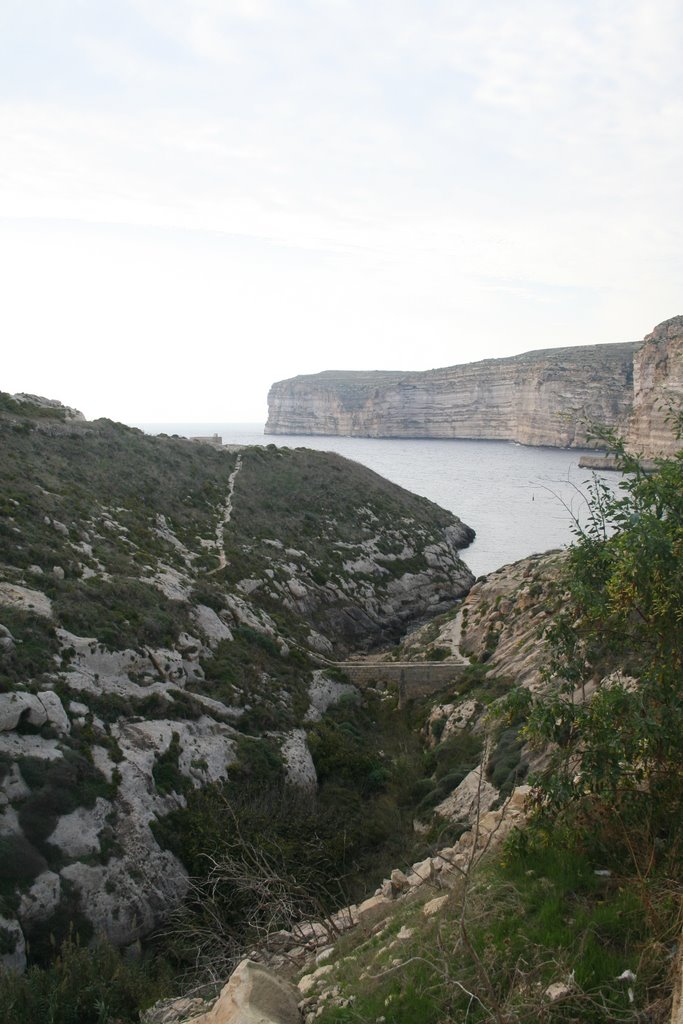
11,393 -> 85,421
266,342 -> 638,447
186,960 -> 301,1024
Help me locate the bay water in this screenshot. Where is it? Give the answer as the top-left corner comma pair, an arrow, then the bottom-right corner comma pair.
134,422 -> 618,578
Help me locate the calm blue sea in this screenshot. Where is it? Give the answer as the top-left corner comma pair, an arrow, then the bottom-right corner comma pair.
133,422 -> 618,578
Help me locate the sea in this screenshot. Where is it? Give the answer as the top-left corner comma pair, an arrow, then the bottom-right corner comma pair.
133,422 -> 620,579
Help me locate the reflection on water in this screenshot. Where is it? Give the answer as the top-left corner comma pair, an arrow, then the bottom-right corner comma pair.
135,422 -> 620,578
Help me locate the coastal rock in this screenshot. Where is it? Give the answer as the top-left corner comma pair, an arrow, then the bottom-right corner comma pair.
356,895 -> 392,928
268,317 -> 683,457
0,691 -> 69,734
46,797 -> 112,858
459,552 -> 565,691
0,584 -> 53,618
18,871 -> 61,926
193,604 -> 234,646
281,728 -> 317,790
11,394 -> 85,421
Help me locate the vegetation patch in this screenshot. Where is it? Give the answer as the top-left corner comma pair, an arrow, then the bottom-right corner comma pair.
16,752 -> 115,857
53,578 -> 189,651
0,937 -> 172,1024
152,732 -> 189,796
0,609 -> 60,691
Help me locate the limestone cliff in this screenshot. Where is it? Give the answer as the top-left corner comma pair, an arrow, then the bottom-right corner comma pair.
627,315 -> 683,457
266,343 -> 638,448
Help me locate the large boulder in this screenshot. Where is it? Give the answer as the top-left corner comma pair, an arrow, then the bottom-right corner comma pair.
434,766 -> 498,825
187,959 -> 301,1024
0,691 -> 69,735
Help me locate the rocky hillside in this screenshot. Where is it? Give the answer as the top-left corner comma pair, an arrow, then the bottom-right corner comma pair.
265,315 -> 683,454
0,393 -> 475,971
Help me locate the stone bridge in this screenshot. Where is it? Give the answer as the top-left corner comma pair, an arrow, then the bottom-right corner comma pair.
331,660 -> 469,705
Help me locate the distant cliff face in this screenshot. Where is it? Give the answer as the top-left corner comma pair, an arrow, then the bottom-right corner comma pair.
628,315 -> 683,457
266,343 -> 638,448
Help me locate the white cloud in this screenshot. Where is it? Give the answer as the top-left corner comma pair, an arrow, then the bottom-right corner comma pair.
1,1 -> 682,420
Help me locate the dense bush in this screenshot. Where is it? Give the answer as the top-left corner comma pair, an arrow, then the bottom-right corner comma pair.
486,725 -> 527,796
0,937 -> 171,1024
152,732 -> 189,795
524,426 -> 683,865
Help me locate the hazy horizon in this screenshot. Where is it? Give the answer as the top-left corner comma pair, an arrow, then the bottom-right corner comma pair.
3,2 -> 682,422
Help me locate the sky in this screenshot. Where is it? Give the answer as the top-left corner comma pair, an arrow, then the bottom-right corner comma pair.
1,1 -> 682,424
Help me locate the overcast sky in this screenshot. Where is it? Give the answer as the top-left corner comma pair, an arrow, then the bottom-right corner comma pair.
2,1 -> 681,423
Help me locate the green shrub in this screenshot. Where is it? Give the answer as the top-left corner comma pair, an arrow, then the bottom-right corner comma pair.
0,936 -> 172,1024
0,834 -> 47,887
17,753 -> 114,853
152,732 -> 188,795
426,646 -> 450,662
486,725 -> 527,796
0,610 -> 60,690
54,578 -> 189,651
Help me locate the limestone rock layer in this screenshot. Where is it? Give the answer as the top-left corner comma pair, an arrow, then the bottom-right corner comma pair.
629,315 -> 683,456
266,343 -> 638,448
268,317 -> 683,455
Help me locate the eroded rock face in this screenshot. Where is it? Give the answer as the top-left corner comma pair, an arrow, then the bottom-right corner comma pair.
266,342 -> 638,447
628,315 -> 683,457
434,766 -> 498,825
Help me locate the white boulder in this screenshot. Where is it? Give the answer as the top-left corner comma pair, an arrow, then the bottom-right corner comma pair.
187,959 -> 301,1024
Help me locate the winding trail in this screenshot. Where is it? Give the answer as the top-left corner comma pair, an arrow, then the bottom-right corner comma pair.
435,606 -> 470,665
209,454 -> 242,573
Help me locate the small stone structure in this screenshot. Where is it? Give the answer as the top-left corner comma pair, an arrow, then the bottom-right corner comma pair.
189,434 -> 223,447
337,660 -> 468,705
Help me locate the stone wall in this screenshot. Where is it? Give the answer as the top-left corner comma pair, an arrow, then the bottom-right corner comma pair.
338,661 -> 468,704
